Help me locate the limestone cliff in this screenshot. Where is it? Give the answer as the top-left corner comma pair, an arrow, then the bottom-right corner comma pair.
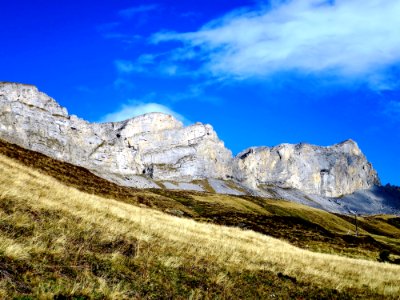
0,82 -> 233,188
0,82 -> 380,197
234,141 -> 380,197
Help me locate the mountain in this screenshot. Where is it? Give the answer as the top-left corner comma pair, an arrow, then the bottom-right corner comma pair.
235,140 -> 379,197
0,82 -> 398,214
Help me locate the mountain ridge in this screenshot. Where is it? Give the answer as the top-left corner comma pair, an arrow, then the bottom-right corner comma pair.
1,81 -> 396,215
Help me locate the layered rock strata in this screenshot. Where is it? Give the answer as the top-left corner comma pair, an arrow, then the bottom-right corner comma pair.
0,82 -> 232,188
0,82 -> 380,197
234,142 -> 380,197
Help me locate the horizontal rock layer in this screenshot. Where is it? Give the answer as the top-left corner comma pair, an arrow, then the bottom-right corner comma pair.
0,82 -> 380,197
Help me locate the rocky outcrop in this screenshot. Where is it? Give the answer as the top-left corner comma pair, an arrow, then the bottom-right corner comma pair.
0,82 -> 233,188
234,141 -> 380,197
0,82 -> 380,197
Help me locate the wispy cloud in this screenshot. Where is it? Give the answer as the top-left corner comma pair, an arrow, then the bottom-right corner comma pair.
119,4 -> 159,18
150,0 -> 400,87
98,4 -> 159,44
163,82 -> 222,105
114,60 -> 137,73
97,21 -> 142,45
113,55 -> 189,76
114,57 -> 155,74
100,101 -> 187,124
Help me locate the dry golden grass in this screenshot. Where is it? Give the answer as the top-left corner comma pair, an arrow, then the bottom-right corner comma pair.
192,194 -> 270,215
361,215 -> 400,237
2,138 -> 398,262
261,199 -> 368,234
1,153 -> 400,299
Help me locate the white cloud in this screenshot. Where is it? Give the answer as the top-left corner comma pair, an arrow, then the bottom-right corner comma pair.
151,0 -> 400,84
100,102 -> 187,123
119,4 -> 159,18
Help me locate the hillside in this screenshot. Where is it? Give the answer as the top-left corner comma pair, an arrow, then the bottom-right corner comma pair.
1,139 -> 400,298
1,139 -> 400,259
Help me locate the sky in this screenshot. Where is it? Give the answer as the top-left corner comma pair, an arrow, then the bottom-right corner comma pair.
0,0 -> 399,185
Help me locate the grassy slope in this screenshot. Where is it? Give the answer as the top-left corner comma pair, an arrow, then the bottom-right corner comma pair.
0,140 -> 400,298
1,140 -> 399,261
1,154 -> 400,299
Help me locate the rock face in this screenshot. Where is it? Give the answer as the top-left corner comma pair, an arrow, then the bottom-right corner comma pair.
0,82 -> 380,197
0,82 -> 233,188
233,142 -> 380,197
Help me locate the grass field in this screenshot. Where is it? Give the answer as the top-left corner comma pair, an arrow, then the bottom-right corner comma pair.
0,140 -> 400,298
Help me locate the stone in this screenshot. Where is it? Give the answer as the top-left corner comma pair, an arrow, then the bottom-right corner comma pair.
0,82 -> 233,189
162,182 -> 205,192
207,179 -> 246,196
233,141 -> 380,197
0,82 -> 380,198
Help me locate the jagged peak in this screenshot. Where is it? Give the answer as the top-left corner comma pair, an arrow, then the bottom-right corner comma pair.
330,139 -> 361,155
335,139 -> 358,147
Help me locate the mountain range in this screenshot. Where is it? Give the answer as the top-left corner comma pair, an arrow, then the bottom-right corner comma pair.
0,82 -> 399,215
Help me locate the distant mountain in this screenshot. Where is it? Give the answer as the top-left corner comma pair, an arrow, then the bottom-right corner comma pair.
0,82 -> 398,214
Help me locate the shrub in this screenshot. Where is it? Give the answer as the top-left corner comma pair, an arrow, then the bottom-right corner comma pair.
378,250 -> 391,262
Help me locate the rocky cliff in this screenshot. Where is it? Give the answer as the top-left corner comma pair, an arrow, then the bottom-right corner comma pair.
0,82 -> 380,197
0,82 -> 233,188
234,142 -> 380,197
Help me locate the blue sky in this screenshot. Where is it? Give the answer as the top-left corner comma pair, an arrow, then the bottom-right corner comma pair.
1,0 -> 399,185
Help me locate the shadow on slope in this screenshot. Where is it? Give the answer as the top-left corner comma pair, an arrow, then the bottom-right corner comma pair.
338,185 -> 400,215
